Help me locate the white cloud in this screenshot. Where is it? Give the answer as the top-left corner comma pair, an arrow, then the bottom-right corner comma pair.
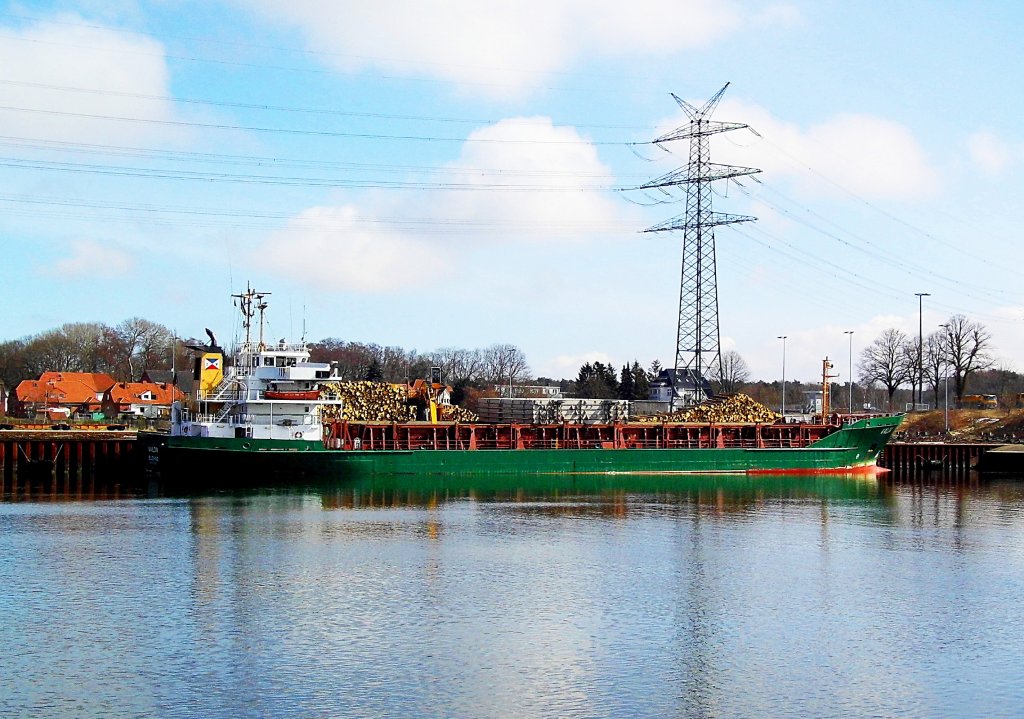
439,117 -> 624,242
967,131 -> 1019,175
0,15 -> 175,145
258,117 -> 630,292
258,205 -> 446,292
654,99 -> 938,200
243,1 -> 793,95
51,239 -> 133,278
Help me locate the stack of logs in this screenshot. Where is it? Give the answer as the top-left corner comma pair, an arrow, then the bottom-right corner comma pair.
436,404 -> 479,423
635,393 -> 779,424
319,381 -> 479,423
320,381 -> 415,422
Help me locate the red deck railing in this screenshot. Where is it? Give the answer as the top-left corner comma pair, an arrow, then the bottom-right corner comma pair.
327,421 -> 837,452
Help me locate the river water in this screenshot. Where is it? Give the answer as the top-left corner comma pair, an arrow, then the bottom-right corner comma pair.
2,471 -> 1023,718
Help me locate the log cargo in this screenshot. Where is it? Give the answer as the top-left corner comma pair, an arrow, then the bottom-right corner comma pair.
633,393 -> 779,424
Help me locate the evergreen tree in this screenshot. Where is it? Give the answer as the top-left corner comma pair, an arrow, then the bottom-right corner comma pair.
575,362 -> 595,388
574,361 -> 618,398
364,357 -> 384,382
618,364 -> 635,400
597,362 -> 618,396
648,359 -> 663,381
631,361 -> 650,400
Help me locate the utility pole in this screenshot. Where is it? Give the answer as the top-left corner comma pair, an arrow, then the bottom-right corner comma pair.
915,292 -> 930,408
844,330 -> 854,413
778,335 -> 787,420
941,323 -> 950,433
639,83 -> 759,404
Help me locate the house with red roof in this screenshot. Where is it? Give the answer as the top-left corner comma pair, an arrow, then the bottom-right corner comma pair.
103,382 -> 186,420
12,372 -> 117,419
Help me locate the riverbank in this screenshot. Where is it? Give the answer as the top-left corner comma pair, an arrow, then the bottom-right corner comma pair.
897,408 -> 1024,442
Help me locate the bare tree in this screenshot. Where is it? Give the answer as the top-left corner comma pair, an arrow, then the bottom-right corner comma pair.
482,344 -> 530,387
859,328 -> 913,410
942,314 -> 994,405
61,322 -> 109,373
113,318 -> 173,379
717,350 -> 750,394
378,345 -> 413,382
902,336 -> 923,408
922,330 -> 949,409
22,328 -> 81,375
428,347 -> 484,385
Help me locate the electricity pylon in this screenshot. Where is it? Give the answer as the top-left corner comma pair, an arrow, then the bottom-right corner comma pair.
641,83 -> 759,401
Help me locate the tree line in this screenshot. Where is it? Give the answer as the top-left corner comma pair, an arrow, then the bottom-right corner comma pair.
0,322 -> 533,395
306,339 -> 530,388
3,313 -> 1017,412
858,314 -> 1004,409
0,319 -> 179,388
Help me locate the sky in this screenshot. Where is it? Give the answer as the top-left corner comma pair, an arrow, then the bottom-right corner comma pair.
1,1 -> 1022,386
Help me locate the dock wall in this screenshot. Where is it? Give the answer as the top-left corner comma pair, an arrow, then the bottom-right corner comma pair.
0,430 -> 138,486
880,442 -> 996,472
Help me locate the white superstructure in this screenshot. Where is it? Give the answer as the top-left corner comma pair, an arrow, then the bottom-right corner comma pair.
170,286 -> 343,442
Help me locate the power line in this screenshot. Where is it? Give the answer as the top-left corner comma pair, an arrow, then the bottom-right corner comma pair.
0,104 -> 635,145
0,155 -> 626,190
0,193 -> 637,233
733,179 -> 1022,304
750,129 -> 1007,272
0,78 -> 654,131
0,134 -> 644,179
728,224 -> 1018,325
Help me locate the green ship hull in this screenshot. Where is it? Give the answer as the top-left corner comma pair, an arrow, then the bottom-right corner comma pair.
144,416 -> 899,481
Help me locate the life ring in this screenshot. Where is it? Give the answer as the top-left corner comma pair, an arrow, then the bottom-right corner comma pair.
294,431 -> 303,439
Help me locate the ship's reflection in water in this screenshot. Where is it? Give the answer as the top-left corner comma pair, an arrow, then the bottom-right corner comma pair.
2,471 -> 1024,718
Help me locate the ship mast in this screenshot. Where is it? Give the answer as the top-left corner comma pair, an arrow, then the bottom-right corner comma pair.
821,357 -> 837,420
232,284 -> 272,349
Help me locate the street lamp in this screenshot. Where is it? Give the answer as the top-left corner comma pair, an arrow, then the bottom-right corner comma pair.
844,330 -> 854,414
941,323 -> 950,433
777,335 -> 787,420
915,292 -> 930,408
944,374 -> 949,433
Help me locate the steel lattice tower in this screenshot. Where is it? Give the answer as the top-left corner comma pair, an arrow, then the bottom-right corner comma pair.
641,83 -> 759,400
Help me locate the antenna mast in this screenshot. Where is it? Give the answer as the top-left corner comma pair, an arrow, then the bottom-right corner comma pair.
231,283 -> 272,349
640,83 -> 759,402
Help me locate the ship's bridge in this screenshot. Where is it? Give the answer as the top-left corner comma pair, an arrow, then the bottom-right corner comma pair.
235,341 -> 334,381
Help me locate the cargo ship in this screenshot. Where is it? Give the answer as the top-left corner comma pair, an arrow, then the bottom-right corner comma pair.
144,288 -> 900,479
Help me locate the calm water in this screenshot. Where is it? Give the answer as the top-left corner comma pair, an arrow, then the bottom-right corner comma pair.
2,472 -> 1023,718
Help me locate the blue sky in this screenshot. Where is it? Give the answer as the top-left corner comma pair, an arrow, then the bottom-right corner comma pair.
1,1 -> 1022,385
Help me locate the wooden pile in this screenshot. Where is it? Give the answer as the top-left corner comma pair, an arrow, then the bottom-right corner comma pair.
319,381 -> 478,423
319,381 -> 414,422
634,393 -> 779,424
436,404 -> 479,423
